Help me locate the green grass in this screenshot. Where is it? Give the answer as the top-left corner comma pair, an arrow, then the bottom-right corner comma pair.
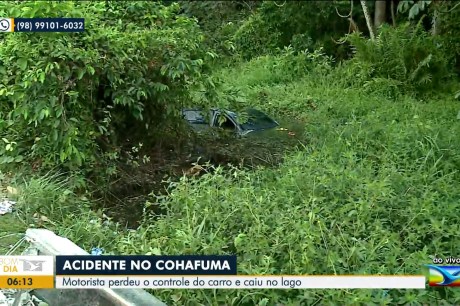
0,214 -> 26,254
0,174 -> 26,254
2,53 -> 460,305
0,172 -> 123,255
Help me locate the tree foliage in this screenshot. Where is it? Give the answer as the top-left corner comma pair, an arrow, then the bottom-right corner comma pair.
178,1 -> 257,58
233,1 -> 358,60
397,0 -> 433,20
0,1 -> 214,171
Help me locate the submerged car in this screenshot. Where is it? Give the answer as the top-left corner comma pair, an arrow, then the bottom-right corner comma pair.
182,108 -> 279,136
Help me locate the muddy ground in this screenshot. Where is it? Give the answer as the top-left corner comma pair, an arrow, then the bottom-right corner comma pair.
92,124 -> 306,228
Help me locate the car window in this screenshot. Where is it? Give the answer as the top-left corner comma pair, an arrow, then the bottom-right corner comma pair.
240,109 -> 278,131
214,113 -> 236,130
220,117 -> 236,130
183,110 -> 208,124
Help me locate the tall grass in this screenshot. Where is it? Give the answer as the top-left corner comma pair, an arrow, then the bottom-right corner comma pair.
12,171 -> 121,252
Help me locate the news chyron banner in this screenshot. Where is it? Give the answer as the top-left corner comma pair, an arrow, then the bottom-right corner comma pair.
53,255 -> 425,289
1,255 -> 427,289
55,255 -> 237,289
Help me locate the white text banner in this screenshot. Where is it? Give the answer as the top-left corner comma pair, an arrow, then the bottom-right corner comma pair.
56,275 -> 426,289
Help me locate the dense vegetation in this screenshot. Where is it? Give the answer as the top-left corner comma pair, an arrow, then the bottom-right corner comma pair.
1,0 -> 460,304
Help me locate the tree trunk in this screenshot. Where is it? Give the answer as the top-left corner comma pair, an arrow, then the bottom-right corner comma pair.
431,8 -> 440,35
374,0 -> 387,28
390,0 -> 396,26
360,0 -> 375,40
431,0 -> 451,36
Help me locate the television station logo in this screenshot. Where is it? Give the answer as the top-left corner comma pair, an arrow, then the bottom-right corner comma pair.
0,256 -> 54,275
0,257 -> 45,273
20,259 -> 45,272
427,256 -> 460,287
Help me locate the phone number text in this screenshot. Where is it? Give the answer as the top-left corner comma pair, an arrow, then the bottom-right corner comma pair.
14,18 -> 84,32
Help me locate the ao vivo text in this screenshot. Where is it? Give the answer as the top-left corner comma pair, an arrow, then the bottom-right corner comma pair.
432,256 -> 460,264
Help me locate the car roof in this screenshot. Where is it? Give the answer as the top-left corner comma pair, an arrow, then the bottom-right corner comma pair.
183,108 -> 278,130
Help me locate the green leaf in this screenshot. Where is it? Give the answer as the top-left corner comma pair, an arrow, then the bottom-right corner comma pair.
77,69 -> 85,80
14,155 -> 24,162
56,107 -> 63,118
60,151 -> 66,162
45,63 -> 53,73
0,156 -> 14,164
87,66 -> 95,75
234,233 -> 247,248
39,72 -> 46,83
52,129 -> 58,141
409,4 -> 420,19
30,7 -> 39,18
148,247 -> 161,255
397,0 -> 414,13
18,58 -> 28,70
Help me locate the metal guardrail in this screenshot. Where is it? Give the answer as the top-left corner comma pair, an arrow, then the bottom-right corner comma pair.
24,228 -> 166,306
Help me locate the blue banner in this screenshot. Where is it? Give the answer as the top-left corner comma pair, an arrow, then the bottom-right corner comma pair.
55,255 -> 237,275
14,18 -> 84,32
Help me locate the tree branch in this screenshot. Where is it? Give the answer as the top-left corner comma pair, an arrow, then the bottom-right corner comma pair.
360,0 -> 375,40
335,0 -> 353,18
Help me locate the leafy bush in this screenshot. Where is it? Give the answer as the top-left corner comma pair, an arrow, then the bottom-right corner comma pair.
215,48 -> 333,92
233,13 -> 282,60
440,2 -> 460,74
233,1 -> 355,60
0,1 -> 213,172
345,23 -> 453,96
179,1 -> 252,59
208,48 -> 333,121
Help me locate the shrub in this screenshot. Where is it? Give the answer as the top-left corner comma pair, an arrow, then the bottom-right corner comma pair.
233,13 -> 282,60
215,48 -> 333,92
232,1 -> 355,61
440,3 -> 460,74
179,1 -> 251,59
345,23 -> 453,96
0,1 -> 213,172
